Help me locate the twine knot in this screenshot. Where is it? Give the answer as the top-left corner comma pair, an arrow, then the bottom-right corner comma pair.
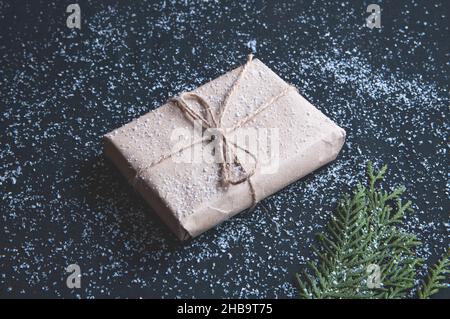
136,54 -> 295,208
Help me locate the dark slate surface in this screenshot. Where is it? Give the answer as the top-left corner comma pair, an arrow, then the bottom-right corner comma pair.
0,0 -> 448,298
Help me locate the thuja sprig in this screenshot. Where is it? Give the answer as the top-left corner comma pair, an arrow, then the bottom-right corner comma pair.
418,251 -> 450,299
296,162 -> 448,299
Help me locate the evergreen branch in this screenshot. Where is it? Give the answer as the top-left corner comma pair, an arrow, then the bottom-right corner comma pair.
417,251 -> 450,299
296,162 -> 447,299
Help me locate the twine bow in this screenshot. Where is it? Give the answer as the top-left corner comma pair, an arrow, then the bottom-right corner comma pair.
134,54 -> 295,208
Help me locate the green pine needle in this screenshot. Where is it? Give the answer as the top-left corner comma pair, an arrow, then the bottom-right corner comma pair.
296,162 -> 448,299
417,251 -> 450,299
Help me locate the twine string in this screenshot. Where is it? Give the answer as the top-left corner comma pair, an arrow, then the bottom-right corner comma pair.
134,55 -> 295,208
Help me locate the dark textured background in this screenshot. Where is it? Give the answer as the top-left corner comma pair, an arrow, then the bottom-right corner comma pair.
0,0 -> 448,298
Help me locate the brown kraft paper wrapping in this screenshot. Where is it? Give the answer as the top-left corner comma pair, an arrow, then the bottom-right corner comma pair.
103,56 -> 346,240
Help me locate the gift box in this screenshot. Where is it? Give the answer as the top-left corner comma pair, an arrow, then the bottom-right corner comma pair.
103,55 -> 346,240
